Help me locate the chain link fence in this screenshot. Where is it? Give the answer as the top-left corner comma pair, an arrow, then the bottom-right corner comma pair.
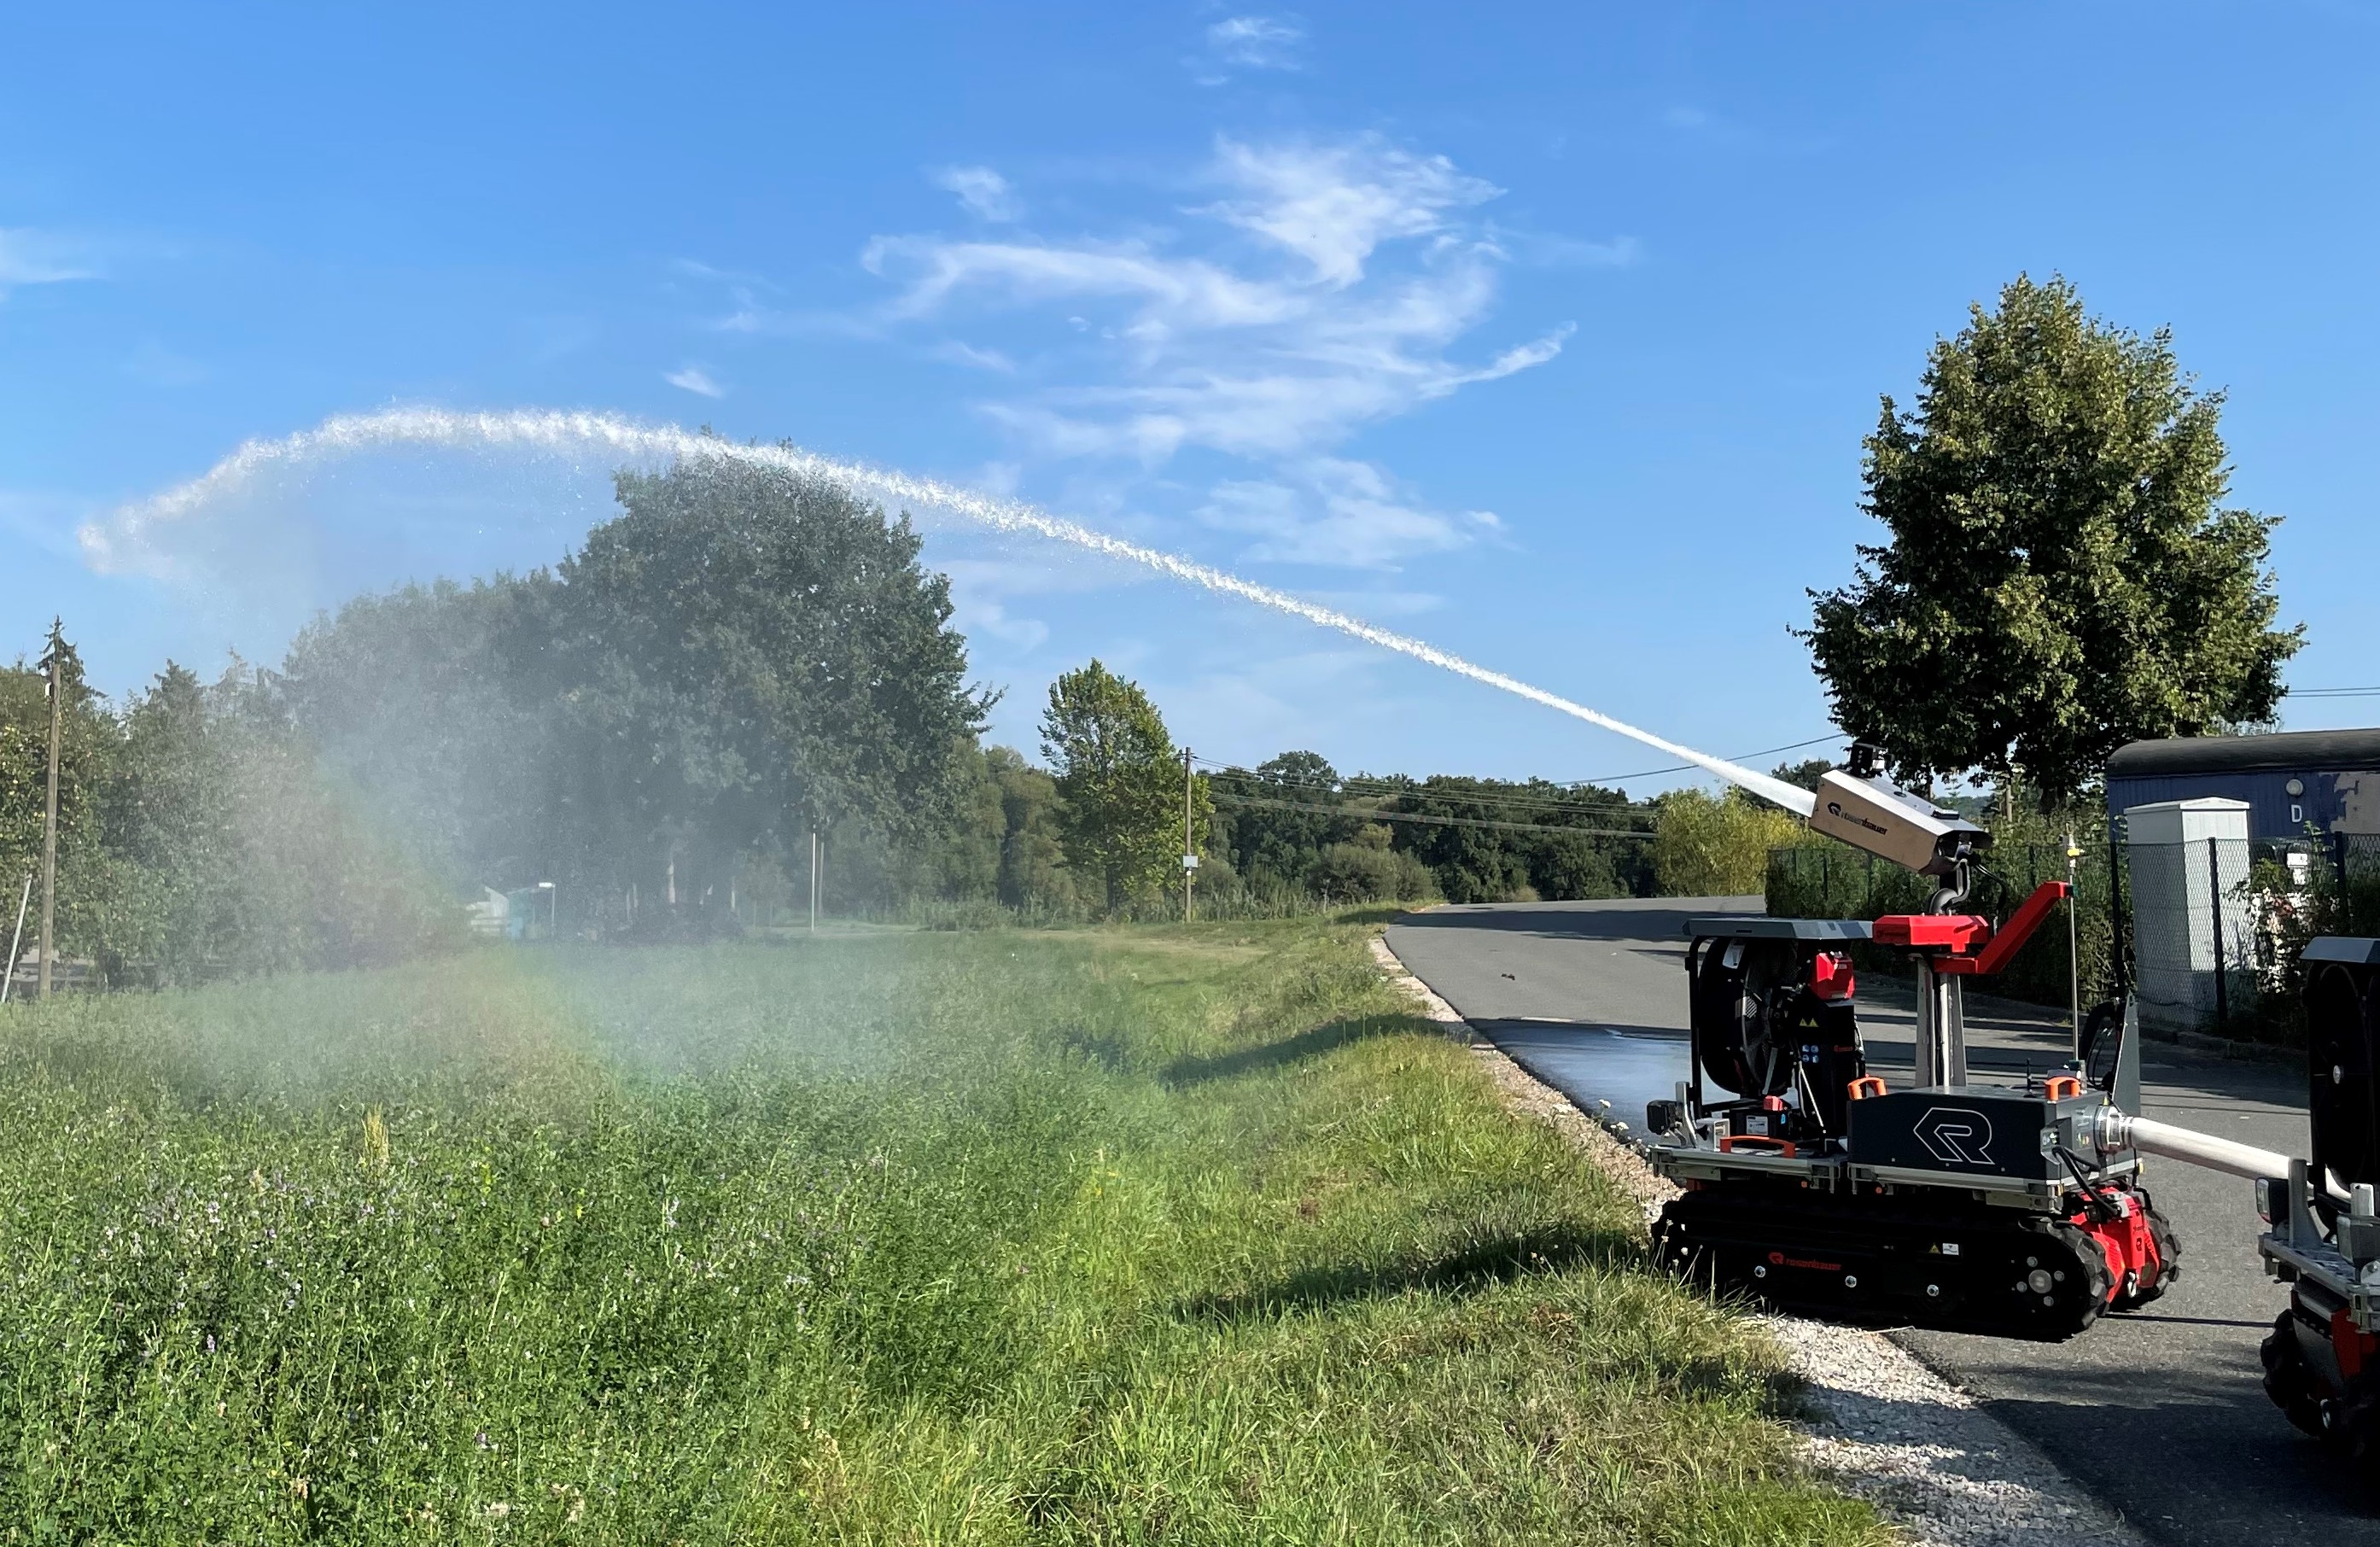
1770,831 -> 2380,1044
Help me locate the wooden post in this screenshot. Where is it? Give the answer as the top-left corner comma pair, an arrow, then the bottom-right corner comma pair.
38,621 -> 63,1001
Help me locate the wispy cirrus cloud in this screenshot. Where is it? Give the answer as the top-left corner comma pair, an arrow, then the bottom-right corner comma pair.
1202,15 -> 1304,75
664,365 -> 725,398
1197,458 -> 1503,569
0,227 -> 97,298
861,133 -> 1595,569
934,165 -> 1022,222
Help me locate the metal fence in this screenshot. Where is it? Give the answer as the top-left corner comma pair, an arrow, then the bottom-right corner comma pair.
1770,831 -> 2380,1042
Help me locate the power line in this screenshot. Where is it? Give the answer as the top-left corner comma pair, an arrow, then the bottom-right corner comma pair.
1548,733 -> 1843,786
1210,791 -> 1659,839
2290,687 -> 2380,699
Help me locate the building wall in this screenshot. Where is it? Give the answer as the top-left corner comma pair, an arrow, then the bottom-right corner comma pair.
2106,768 -> 2380,839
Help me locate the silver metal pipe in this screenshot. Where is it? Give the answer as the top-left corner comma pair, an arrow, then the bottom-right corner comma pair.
1916,960 -> 1967,1088
2096,1108 -> 2348,1201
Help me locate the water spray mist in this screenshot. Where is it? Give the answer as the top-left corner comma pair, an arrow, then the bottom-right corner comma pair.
83,407 -> 1819,815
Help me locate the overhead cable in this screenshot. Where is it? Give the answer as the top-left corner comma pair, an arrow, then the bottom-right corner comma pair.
1210,792 -> 1659,839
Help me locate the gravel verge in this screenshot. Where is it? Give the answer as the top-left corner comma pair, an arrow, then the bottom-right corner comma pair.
1368,931 -> 2151,1547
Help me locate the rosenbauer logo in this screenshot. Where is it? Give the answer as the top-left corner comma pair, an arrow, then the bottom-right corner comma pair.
1823,799 -> 1890,837
1767,1249 -> 1845,1272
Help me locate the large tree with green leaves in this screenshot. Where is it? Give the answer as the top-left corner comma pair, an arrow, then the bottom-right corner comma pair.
283,455 -> 995,925
545,458 -> 993,902
1041,660 -> 1196,914
1802,274 -> 2301,805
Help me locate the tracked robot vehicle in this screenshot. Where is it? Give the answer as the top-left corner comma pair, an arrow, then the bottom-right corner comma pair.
1644,744 -> 2293,1340
2255,938 -> 2380,1457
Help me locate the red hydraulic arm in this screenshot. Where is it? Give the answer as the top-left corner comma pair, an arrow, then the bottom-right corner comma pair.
1871,880 -> 2072,978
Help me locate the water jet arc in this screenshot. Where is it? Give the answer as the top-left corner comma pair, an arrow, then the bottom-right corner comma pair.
81,406 -> 1820,816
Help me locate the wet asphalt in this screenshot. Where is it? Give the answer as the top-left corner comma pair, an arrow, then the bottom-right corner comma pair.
1385,896 -> 2377,1546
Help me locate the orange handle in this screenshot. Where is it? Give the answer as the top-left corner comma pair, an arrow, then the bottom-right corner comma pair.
1846,1077 -> 1887,1101
2043,1075 -> 2083,1100
1718,1134 -> 1800,1157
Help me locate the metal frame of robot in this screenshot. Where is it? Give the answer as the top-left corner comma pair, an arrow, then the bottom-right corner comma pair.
1647,909 -> 2132,1208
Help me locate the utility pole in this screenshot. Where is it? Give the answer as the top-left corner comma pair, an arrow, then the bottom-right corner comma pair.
1181,746 -> 1195,924
38,620 -> 63,1001
808,827 -> 820,934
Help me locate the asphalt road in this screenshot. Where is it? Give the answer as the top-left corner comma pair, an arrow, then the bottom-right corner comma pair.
1386,896 -> 2376,1545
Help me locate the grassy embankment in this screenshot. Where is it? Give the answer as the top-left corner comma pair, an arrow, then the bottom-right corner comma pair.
0,919 -> 1883,1544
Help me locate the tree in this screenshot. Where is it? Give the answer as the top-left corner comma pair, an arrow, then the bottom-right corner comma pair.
1041,661 -> 1193,914
1212,750 -> 1357,885
1385,775 -> 1649,902
281,579 -> 548,889
283,455 -> 995,929
0,633 -> 129,981
985,746 -> 1076,912
544,458 -> 994,917
1802,274 -> 2301,806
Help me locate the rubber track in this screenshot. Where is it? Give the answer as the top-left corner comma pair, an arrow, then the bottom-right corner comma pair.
1653,1182 -> 2116,1340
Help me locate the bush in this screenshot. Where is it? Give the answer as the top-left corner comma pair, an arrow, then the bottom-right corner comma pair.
1307,826 -> 1438,903
1652,789 -> 1801,896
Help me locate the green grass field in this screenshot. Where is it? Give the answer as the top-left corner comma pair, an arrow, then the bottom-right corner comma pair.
0,919 -> 1884,1544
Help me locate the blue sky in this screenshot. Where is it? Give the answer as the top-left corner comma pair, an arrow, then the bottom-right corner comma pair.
4,3 -> 2375,792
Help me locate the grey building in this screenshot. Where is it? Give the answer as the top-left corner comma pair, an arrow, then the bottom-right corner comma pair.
2106,728 -> 2380,840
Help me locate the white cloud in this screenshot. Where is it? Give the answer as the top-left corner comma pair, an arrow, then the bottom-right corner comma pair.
664,365 -> 726,398
930,340 -> 1018,373
861,133 -> 1595,568
865,235 -> 1297,330
1197,458 -> 1484,569
0,228 -> 96,297
1204,138 -> 1493,286
936,553 -> 1148,658
1205,15 -> 1304,71
934,165 -> 1022,222
1493,228 -> 1642,269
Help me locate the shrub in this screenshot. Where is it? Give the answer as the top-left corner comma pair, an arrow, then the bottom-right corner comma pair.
1653,789 -> 1801,896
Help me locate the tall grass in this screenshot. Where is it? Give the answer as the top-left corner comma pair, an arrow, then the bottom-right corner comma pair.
0,925 -> 1880,1544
